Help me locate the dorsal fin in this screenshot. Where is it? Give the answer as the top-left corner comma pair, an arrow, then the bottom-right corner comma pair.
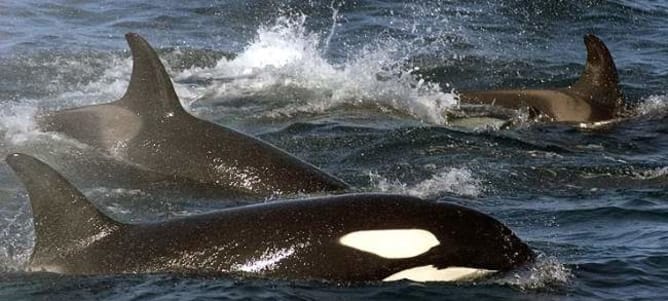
6,153 -> 123,265
571,34 -> 624,109
117,32 -> 185,118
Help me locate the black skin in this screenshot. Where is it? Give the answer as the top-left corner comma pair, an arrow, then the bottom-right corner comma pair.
7,153 -> 534,282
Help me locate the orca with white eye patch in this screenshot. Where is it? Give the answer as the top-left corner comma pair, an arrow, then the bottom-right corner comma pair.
7,153 -> 534,283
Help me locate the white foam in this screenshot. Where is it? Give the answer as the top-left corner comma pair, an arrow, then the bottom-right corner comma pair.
493,254 -> 571,290
631,166 -> 668,180
0,199 -> 34,272
636,94 -> 668,115
227,15 -> 318,74
0,102 -> 40,146
0,14 -> 457,125
370,167 -> 483,198
177,15 -> 458,124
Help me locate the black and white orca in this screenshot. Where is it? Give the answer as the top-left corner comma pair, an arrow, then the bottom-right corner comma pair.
7,153 -> 533,283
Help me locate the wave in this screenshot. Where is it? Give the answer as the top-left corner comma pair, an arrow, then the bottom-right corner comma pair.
368,167 -> 483,198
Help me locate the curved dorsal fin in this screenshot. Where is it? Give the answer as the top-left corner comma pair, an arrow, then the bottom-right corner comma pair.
118,32 -> 185,117
571,34 -> 623,107
6,153 -> 123,265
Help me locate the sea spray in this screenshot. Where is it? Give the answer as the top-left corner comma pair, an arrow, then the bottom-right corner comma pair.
0,103 -> 39,146
494,254 -> 572,291
0,198 -> 33,271
369,167 -> 483,198
637,94 -> 668,116
178,15 -> 458,124
1,13 -> 459,126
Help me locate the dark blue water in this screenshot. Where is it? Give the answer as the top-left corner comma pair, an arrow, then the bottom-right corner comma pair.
0,0 -> 667,300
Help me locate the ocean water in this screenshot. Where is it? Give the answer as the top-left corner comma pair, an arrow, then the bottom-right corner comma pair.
0,0 -> 667,300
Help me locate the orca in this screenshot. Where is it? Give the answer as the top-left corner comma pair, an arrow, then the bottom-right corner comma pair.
36,33 -> 348,197
7,153 -> 534,282
458,34 -> 625,122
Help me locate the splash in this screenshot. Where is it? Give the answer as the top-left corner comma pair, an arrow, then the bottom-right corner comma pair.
322,0 -> 341,53
493,254 -> 572,291
178,15 -> 457,124
0,13 -> 458,125
0,103 -> 40,146
631,166 -> 668,180
224,15 -> 320,74
636,94 -> 668,116
0,198 -> 33,272
369,167 -> 483,198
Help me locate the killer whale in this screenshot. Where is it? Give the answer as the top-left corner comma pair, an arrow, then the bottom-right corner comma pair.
7,153 -> 533,282
458,34 -> 625,122
36,33 -> 348,197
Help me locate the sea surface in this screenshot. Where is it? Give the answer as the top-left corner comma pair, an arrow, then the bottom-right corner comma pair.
0,0 -> 667,300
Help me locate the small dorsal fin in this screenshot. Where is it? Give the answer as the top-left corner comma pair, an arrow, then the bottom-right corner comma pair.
118,32 -> 185,117
571,34 -> 623,106
6,153 -> 123,265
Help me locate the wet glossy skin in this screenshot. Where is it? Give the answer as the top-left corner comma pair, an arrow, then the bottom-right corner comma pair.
38,33 -> 349,198
458,34 -> 624,122
8,153 -> 534,282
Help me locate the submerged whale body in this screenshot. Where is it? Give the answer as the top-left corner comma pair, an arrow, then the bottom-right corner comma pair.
7,153 -> 533,282
36,33 -> 348,197
458,34 -> 625,123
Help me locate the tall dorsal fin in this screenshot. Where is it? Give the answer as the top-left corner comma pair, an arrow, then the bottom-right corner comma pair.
6,153 -> 123,265
118,32 -> 185,117
571,34 -> 624,108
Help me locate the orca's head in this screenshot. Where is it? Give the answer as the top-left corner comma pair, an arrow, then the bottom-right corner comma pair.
335,197 -> 535,282
425,202 -> 535,273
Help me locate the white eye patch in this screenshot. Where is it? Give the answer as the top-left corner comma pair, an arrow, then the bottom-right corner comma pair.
338,229 -> 439,259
